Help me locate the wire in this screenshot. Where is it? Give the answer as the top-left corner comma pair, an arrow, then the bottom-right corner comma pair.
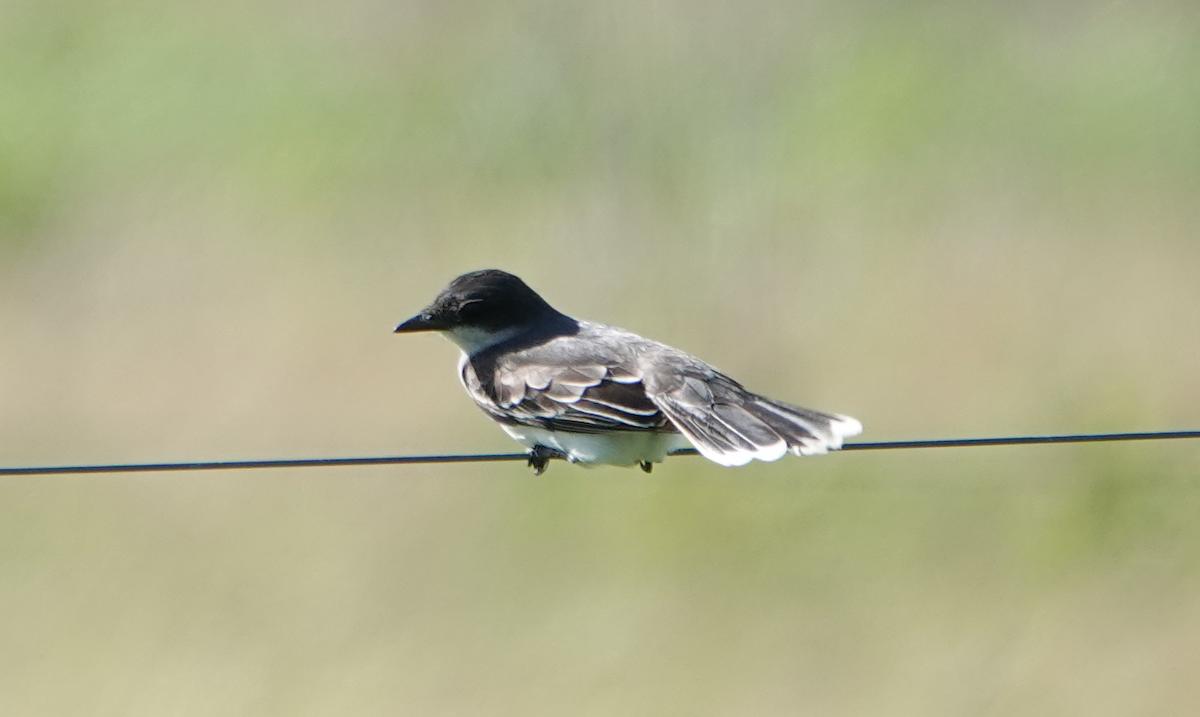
1,430 -> 1197,477
838,430 -> 1200,451
0,453 -> 528,476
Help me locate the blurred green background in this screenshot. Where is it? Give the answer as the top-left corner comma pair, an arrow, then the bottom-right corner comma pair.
2,0 -> 1199,714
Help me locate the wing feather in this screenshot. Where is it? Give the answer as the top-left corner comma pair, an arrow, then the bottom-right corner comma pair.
648,369 -> 841,465
458,321 -> 860,463
462,347 -> 672,434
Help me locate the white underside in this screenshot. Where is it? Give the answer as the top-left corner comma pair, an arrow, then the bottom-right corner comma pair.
501,425 -> 692,467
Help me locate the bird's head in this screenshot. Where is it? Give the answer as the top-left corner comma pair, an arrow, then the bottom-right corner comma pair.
395,270 -> 568,352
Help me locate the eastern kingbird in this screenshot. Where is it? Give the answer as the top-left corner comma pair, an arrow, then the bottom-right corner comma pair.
395,270 -> 862,474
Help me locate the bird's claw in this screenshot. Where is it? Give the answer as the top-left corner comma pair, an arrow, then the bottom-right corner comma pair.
527,445 -> 565,475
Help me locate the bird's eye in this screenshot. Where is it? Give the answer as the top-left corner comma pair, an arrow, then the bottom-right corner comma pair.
458,300 -> 485,322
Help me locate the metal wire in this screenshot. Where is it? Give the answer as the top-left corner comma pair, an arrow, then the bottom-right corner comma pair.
1,430 -> 1197,476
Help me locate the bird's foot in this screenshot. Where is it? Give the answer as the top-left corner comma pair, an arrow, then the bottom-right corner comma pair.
527,445 -> 566,475
639,461 -> 653,474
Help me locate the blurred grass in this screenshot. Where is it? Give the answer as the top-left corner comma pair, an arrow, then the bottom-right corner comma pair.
1,0 -> 1200,714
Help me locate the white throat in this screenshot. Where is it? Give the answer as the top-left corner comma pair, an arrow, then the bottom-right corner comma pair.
443,325 -> 525,355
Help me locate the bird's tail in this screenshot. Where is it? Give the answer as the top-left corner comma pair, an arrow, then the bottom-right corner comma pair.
652,381 -> 862,467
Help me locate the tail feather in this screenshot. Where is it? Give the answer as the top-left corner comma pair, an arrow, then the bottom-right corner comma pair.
652,385 -> 862,467
749,397 -> 862,455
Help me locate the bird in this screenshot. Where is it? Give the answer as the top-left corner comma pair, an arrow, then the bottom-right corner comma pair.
394,269 -> 862,474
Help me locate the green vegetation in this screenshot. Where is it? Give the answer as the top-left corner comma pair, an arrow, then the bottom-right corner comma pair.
1,0 -> 1198,714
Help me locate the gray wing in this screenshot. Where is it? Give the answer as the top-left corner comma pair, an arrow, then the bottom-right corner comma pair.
461,332 -> 674,434
642,354 -> 863,467
463,323 -> 862,465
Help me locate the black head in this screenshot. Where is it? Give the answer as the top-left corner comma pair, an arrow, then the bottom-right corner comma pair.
394,270 -> 564,335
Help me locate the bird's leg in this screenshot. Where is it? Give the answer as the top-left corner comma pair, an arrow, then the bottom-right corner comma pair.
639,461 -> 653,474
527,445 -> 564,475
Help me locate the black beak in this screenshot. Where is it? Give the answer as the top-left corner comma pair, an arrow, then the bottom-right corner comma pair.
394,313 -> 447,333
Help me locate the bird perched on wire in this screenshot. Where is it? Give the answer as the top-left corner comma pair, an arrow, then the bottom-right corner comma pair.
395,270 -> 861,474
